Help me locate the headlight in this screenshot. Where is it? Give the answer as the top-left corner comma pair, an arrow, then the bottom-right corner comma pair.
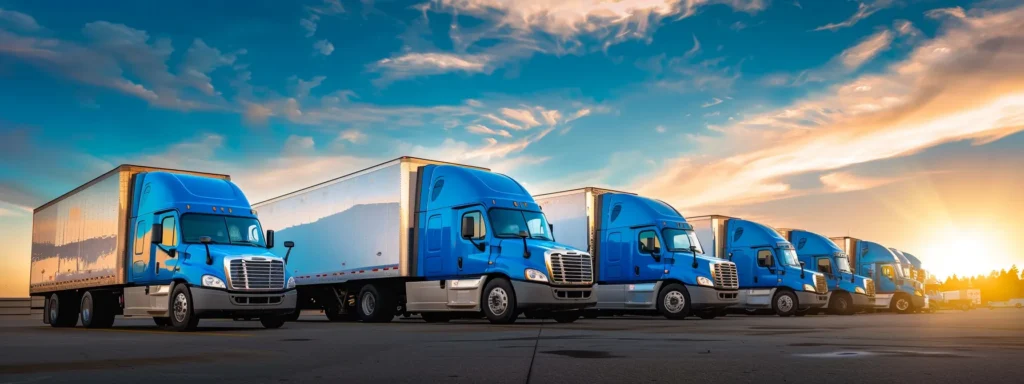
803,284 -> 817,292
915,289 -> 923,297
287,276 -> 296,289
696,276 -> 714,287
525,268 -> 549,283
855,286 -> 865,294
202,275 -> 226,289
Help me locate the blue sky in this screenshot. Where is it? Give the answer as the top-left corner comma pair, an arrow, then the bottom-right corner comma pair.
2,0 -> 1024,295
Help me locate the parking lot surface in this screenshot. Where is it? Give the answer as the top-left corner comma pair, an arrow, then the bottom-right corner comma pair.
1,309 -> 1022,384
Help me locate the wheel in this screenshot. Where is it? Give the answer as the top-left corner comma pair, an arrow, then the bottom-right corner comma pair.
356,284 -> 397,323
697,311 -> 717,320
482,278 -> 518,324
772,291 -> 799,317
552,311 -> 580,323
656,283 -> 692,320
169,284 -> 200,331
891,294 -> 912,314
154,317 -> 171,327
48,292 -> 79,328
421,312 -> 451,323
744,308 -> 760,316
829,293 -> 854,316
260,316 -> 287,329
286,310 -> 301,322
80,291 -> 115,328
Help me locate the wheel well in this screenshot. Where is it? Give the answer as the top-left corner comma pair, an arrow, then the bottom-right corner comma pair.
775,286 -> 796,295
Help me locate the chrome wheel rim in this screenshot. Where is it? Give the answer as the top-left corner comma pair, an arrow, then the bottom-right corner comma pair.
896,298 -> 910,311
664,291 -> 686,313
361,292 -> 376,316
81,295 -> 92,323
48,296 -> 58,321
488,287 -> 509,316
173,293 -> 188,323
837,298 -> 849,311
778,295 -> 795,313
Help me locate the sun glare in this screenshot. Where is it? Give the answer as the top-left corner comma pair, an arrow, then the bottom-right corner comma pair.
919,223 -> 1005,280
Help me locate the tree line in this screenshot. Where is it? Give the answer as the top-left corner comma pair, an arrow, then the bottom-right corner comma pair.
937,265 -> 1023,302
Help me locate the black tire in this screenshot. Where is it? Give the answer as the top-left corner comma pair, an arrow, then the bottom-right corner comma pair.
421,312 -> 451,323
286,310 -> 301,322
356,284 -> 397,323
153,317 -> 171,327
772,290 -> 799,317
169,284 -> 200,332
80,291 -> 115,329
552,311 -> 581,323
891,294 -> 913,314
482,278 -> 518,324
260,316 -> 287,329
582,310 -> 599,319
48,292 -> 79,328
656,283 -> 692,320
697,311 -> 717,320
829,293 -> 854,316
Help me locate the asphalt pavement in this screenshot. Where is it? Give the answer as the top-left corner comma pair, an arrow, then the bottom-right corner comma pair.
1,309 -> 1022,384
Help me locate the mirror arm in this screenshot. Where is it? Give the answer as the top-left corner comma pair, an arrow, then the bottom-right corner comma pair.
204,244 -> 213,265
521,236 -> 530,259
156,244 -> 176,258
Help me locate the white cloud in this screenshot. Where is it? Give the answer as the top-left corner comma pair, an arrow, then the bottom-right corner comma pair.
313,39 -> 334,56
466,99 -> 484,107
338,129 -> 368,144
839,30 -> 893,69
291,75 -> 327,98
467,124 -> 513,137
372,52 -> 491,82
539,109 -> 561,126
499,107 -> 541,128
701,97 -> 724,108
283,135 -> 316,155
655,125 -> 667,133
483,113 -> 523,130
813,1 -> 894,32
819,172 -> 902,193
0,8 -> 41,31
684,34 -> 701,58
634,4 -> 1024,210
300,14 -> 319,37
925,7 -> 966,20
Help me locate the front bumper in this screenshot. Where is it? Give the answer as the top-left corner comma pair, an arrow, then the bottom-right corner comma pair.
511,280 -> 595,310
796,291 -> 829,309
689,286 -> 739,309
852,293 -> 876,309
191,286 -> 297,318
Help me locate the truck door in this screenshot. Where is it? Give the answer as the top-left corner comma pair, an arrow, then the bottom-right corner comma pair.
422,213 -> 446,278
752,247 -> 779,287
456,208 -> 489,277
130,218 -> 151,282
152,211 -> 180,283
633,227 -> 665,282
604,231 -> 624,282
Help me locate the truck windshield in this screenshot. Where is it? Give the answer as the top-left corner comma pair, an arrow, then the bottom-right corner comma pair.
662,228 -> 704,254
835,255 -> 853,273
488,209 -> 553,241
181,214 -> 266,247
779,248 -> 801,266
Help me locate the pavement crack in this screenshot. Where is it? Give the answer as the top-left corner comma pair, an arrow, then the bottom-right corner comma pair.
524,320 -> 544,384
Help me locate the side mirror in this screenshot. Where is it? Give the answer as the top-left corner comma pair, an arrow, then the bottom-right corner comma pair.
266,230 -> 275,249
283,241 -> 295,264
199,236 -> 212,244
689,245 -> 698,254
799,261 -> 806,278
461,216 -> 476,239
690,245 -> 699,268
199,236 -> 213,265
151,223 -> 163,244
518,230 -> 530,238
800,261 -> 806,268
284,241 -> 295,248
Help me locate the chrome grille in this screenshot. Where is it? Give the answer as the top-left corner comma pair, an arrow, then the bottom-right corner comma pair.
228,258 -> 285,290
814,274 -> 828,294
713,263 -> 739,289
866,279 -> 876,297
548,253 -> 593,285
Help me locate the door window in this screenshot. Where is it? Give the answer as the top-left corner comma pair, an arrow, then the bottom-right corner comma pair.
161,216 -> 177,247
881,264 -> 895,279
817,258 -> 832,274
637,230 -> 660,254
756,249 -> 774,268
461,211 -> 486,240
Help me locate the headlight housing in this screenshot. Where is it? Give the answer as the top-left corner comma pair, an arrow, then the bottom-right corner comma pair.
803,283 -> 817,292
696,276 -> 714,287
855,286 -> 865,294
202,275 -> 226,289
287,276 -> 296,289
525,268 -> 549,283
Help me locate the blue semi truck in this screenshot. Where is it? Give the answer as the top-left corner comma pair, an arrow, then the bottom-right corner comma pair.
775,228 -> 875,315
689,215 -> 829,317
254,157 -> 596,324
533,188 -> 739,320
30,165 -> 296,331
891,249 -> 929,312
831,237 -> 923,314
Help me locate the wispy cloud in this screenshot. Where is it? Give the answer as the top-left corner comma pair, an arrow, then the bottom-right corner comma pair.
0,8 -> 41,32
634,5 -> 1024,210
684,34 -> 701,58
371,52 -> 492,83
313,39 -> 334,56
338,129 -> 367,144
466,124 -> 512,137
702,97 -> 724,108
499,107 -> 541,129
839,29 -> 894,69
813,0 -> 894,32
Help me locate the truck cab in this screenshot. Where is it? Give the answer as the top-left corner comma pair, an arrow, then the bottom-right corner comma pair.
777,229 -> 875,315
898,251 -> 928,311
691,216 -> 829,317
534,189 -> 739,320
412,164 -> 595,322
124,172 -> 296,330
831,237 -> 921,314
